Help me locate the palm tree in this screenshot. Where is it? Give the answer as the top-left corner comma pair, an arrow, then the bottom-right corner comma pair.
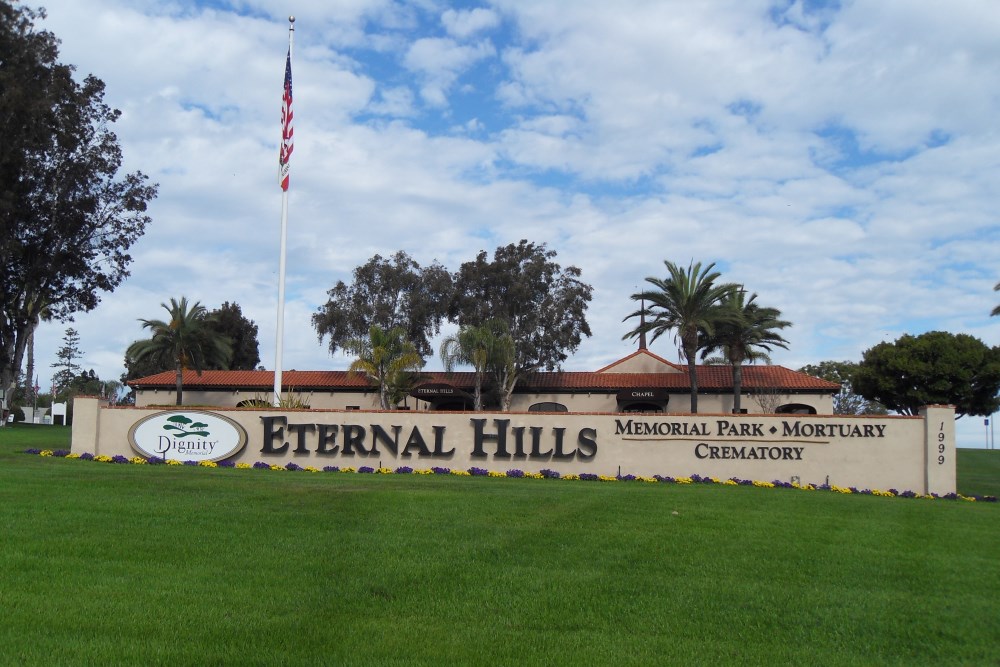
624,260 -> 740,413
699,291 -> 791,413
440,320 -> 510,411
126,297 -> 232,406
346,324 -> 424,410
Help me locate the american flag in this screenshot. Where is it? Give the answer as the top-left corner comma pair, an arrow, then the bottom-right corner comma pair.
279,48 -> 293,191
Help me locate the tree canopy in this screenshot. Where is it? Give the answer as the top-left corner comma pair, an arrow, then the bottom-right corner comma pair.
204,302 -> 260,371
700,291 -> 790,413
346,324 -> 424,410
440,319 -> 513,411
853,331 -> 1000,417
126,298 -> 232,406
624,260 -> 740,413
312,251 -> 453,359
449,240 -> 592,374
0,4 -> 157,404
798,360 -> 887,415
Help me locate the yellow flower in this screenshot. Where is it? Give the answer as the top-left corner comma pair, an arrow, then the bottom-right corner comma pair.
66,453 -> 80,459
723,479 -> 738,486
236,462 -> 252,469
39,450 -> 53,457
637,476 -> 658,483
675,477 -> 693,484
488,471 -> 506,478
450,469 -> 471,476
415,469 -> 434,475
377,467 -> 394,474
598,475 -> 617,482
199,461 -> 218,468
166,459 -> 182,466
269,465 -> 284,471
95,455 -> 113,462
524,472 -> 543,479
340,466 -> 357,473
752,480 -> 775,488
130,457 -> 147,465
562,474 -> 580,481
304,466 -> 320,473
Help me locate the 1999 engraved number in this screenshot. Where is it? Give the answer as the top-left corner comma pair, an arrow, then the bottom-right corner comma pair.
937,422 -> 946,465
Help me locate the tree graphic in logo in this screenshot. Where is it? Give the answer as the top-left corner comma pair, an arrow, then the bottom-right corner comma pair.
162,415 -> 210,438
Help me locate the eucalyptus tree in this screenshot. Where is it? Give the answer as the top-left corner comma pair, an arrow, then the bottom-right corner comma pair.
699,291 -> 791,413
126,298 -> 232,406
0,4 -> 157,406
449,240 -> 592,408
346,325 -> 424,410
624,260 -> 740,413
313,251 -> 453,359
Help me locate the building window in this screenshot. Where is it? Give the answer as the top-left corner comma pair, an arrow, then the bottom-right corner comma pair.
528,402 -> 568,412
621,402 -> 665,413
776,403 -> 817,415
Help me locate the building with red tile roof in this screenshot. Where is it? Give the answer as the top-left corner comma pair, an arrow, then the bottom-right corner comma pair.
129,348 -> 839,414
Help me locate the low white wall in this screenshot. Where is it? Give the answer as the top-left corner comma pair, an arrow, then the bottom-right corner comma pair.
72,398 -> 956,495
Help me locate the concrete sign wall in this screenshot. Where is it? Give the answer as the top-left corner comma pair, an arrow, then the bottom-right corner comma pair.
72,398 -> 956,495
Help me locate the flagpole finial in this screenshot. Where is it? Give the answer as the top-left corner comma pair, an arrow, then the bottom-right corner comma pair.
289,15 -> 295,24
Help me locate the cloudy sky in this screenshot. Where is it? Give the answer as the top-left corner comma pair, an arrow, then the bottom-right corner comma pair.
26,0 -> 1000,446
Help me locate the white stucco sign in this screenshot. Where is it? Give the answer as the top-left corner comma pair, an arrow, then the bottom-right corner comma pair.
128,410 -> 247,462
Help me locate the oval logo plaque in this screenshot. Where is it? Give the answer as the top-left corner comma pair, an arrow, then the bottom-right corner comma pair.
128,410 -> 247,462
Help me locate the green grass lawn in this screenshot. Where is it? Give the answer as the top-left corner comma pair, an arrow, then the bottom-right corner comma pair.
1,424 -> 998,665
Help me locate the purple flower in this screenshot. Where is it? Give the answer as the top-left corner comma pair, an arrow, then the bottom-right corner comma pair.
183,460 -> 199,466
540,469 -> 560,479
285,462 -> 303,471
79,452 -> 94,461
217,460 -> 235,468
506,469 -> 525,478
579,473 -> 599,481
147,456 -> 165,465
618,474 -> 636,481
53,449 -> 71,457
394,466 -> 413,474
24,448 -> 41,455
253,461 -> 271,470
323,466 -> 340,472
653,475 -> 674,483
358,466 -> 375,474
431,466 -> 451,475
468,467 -> 489,476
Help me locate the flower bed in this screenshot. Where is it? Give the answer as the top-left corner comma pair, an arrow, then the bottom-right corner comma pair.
22,448 -> 997,503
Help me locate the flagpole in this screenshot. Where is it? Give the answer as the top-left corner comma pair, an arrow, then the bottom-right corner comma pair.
274,16 -> 294,406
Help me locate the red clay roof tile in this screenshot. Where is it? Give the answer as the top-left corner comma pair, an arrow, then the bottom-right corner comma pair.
129,365 -> 839,393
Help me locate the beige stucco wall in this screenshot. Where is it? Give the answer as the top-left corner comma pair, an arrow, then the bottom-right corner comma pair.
74,398 -> 956,495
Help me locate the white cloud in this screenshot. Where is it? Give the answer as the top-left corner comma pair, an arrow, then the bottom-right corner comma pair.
403,37 -> 495,107
442,7 -> 500,39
